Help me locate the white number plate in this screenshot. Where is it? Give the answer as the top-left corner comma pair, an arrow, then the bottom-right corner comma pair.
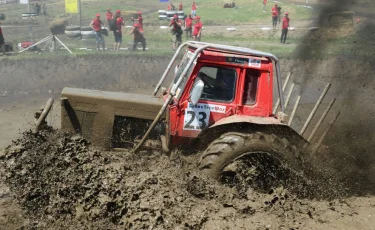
183,103 -> 226,130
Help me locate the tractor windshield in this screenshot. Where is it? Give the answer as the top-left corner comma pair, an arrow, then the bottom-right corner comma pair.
195,66 -> 237,103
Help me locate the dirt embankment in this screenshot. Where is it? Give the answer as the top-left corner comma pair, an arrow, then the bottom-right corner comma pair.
0,55 -> 171,99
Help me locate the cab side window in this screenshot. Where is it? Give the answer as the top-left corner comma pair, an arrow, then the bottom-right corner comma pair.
243,69 -> 260,105
196,66 -> 237,103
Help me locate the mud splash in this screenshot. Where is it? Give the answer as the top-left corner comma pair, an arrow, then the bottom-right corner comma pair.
0,128 -> 348,229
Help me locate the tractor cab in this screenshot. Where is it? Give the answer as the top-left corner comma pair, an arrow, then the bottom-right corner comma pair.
148,42 -> 288,151
165,45 -> 281,145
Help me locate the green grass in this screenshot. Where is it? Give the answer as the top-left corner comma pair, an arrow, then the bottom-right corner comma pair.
0,0 -> 364,61
190,0 -> 314,25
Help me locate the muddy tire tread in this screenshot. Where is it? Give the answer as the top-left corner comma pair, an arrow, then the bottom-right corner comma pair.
199,132 -> 304,179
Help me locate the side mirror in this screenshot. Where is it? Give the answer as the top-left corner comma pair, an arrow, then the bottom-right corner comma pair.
189,79 -> 204,105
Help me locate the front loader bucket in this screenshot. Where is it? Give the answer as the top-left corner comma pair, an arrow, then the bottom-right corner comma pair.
61,87 -> 164,150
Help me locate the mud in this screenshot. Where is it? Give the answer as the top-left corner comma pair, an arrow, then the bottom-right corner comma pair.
0,128 -> 360,230
1,0 -> 375,227
0,53 -> 375,230
1,54 -> 375,229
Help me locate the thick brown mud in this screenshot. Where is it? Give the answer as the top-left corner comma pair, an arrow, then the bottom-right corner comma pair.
0,128 -> 353,229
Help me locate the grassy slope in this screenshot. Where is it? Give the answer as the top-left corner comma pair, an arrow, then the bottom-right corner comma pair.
1,0 -> 366,59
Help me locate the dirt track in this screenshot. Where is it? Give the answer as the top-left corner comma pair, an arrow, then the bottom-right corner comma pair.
0,53 -> 375,229
1,128 -> 375,230
1,0 -> 375,228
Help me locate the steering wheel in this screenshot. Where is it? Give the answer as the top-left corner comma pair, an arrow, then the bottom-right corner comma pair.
198,73 -> 214,90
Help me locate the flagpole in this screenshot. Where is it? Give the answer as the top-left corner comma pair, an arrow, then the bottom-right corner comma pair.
79,0 -> 82,28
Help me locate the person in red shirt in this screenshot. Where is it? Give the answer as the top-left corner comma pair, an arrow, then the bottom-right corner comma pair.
280,12 -> 290,44
191,1 -> 197,17
0,22 -> 4,55
271,4 -> 279,30
132,12 -> 143,29
192,16 -> 202,41
169,14 -> 182,50
130,23 -> 146,51
179,2 -> 183,11
90,13 -> 105,51
263,0 -> 268,12
105,9 -> 113,25
184,14 -> 193,39
113,10 -> 124,52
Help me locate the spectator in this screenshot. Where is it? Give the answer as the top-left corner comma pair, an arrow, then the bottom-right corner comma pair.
42,4 -> 47,16
90,13 -> 105,51
35,3 -> 41,15
113,10 -> 124,52
171,2 -> 176,10
280,12 -> 290,44
130,23 -> 146,51
191,1 -> 197,17
0,21 -> 5,55
132,12 -> 143,29
271,4 -> 279,30
184,14 -> 193,39
169,14 -> 182,50
262,0 -> 268,12
106,9 -> 113,25
277,6 -> 282,23
179,2 -> 183,11
167,3 -> 171,11
192,16 -> 202,41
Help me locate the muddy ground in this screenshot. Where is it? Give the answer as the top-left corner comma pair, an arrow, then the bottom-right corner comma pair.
0,128 -> 374,230
0,53 -> 375,229
1,0 -> 375,229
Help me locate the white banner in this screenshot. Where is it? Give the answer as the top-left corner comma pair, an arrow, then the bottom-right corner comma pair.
20,0 -> 29,4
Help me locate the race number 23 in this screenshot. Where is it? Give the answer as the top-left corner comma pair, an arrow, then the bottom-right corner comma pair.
183,107 -> 210,130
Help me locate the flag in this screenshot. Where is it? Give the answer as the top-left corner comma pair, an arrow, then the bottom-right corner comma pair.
65,0 -> 79,13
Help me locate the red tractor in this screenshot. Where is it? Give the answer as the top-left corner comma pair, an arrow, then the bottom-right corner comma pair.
59,42 -> 307,187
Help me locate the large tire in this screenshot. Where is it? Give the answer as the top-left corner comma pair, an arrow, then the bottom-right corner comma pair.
80,26 -> 93,31
65,30 -> 81,36
199,132 -> 305,191
66,33 -> 82,39
81,34 -> 96,40
81,30 -> 95,35
158,10 -> 167,15
65,25 -> 80,31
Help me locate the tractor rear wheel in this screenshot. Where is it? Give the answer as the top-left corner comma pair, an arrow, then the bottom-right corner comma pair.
199,132 -> 306,192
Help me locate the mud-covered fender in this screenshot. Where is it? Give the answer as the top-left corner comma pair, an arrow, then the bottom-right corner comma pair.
196,115 -> 307,150
209,115 -> 283,128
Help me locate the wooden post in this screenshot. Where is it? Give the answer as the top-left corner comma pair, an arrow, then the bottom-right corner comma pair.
300,83 -> 331,135
288,95 -> 301,126
312,111 -> 340,155
273,72 -> 291,114
284,83 -> 295,109
307,98 -> 336,142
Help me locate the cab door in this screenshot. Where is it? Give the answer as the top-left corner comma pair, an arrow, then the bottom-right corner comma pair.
171,64 -> 240,142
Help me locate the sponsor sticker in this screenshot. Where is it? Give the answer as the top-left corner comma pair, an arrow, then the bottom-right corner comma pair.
183,103 -> 226,130
249,58 -> 261,68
